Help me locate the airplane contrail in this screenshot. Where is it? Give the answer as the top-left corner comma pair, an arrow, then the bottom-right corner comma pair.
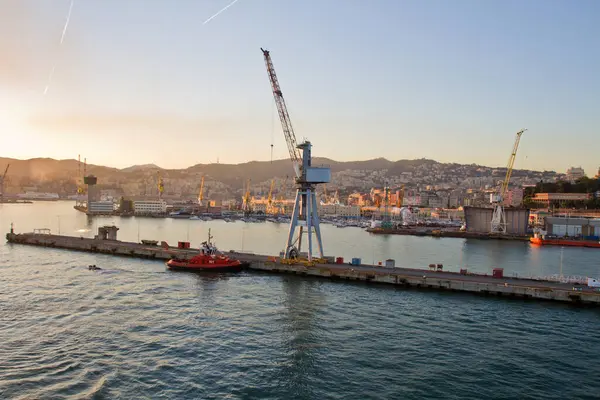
60,0 -> 75,44
44,0 -> 75,95
203,0 -> 240,25
44,64 -> 57,95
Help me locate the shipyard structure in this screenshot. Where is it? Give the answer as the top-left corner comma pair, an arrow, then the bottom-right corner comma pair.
464,207 -> 530,236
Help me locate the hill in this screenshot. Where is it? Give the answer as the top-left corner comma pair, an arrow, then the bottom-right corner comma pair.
0,155 -> 561,198
0,157 -> 118,181
120,164 -> 163,172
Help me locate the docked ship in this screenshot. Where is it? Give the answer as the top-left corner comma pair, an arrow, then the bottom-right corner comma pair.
166,230 -> 248,272
530,232 -> 600,248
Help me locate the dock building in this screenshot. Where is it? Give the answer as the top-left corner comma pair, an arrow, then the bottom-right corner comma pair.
531,193 -> 591,207
544,216 -> 600,238
133,200 -> 167,215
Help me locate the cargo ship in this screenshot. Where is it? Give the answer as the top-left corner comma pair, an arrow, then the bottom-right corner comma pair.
530,233 -> 600,248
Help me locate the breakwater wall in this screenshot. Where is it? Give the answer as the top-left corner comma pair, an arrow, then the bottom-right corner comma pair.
6,231 -> 600,306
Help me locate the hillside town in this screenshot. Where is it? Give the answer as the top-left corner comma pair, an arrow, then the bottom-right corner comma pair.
2,157 -> 599,220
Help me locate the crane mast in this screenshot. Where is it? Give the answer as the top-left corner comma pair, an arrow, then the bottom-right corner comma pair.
157,171 -> 164,200
500,130 -> 524,199
242,179 -> 252,215
198,176 -> 205,206
267,179 -> 275,213
491,129 -> 526,233
261,48 -> 331,261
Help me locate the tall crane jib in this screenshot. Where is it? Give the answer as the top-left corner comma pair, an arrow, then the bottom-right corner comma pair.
261,48 -> 331,262
261,48 -> 302,178
490,129 -> 527,234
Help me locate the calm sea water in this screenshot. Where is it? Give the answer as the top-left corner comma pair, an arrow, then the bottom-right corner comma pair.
1,202 -> 599,399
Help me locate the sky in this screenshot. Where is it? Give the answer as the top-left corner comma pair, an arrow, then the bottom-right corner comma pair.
1,0 -> 599,175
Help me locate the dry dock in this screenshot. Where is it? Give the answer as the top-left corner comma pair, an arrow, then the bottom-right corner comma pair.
6,229 -> 600,306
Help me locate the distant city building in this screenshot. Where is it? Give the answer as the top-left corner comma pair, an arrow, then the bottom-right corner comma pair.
133,200 -> 167,214
531,193 -> 591,206
427,195 -> 446,208
566,167 -> 586,182
504,188 -> 524,207
347,192 -> 369,206
318,204 -> 361,218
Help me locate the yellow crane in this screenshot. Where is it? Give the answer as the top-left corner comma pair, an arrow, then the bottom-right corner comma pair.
76,155 -> 84,195
491,129 -> 527,233
273,177 -> 288,215
242,179 -> 252,214
396,184 -> 405,208
157,171 -> 164,199
266,179 -> 275,214
198,176 -> 205,206
332,189 -> 340,205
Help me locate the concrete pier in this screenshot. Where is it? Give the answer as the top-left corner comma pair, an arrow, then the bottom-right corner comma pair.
6,229 -> 600,306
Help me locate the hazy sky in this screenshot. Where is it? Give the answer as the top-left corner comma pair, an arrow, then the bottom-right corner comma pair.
1,0 -> 599,175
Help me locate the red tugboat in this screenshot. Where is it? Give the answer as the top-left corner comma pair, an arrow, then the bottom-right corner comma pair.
166,230 -> 248,272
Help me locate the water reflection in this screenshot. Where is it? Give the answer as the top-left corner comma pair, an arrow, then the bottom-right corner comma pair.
280,277 -> 325,397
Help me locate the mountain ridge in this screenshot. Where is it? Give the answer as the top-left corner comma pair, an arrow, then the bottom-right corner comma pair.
0,156 -> 557,180
0,156 -> 560,198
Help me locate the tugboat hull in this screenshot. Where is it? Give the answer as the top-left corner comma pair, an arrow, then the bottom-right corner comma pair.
166,259 -> 249,272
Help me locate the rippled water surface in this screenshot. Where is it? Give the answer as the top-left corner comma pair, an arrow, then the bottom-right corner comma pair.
1,202 -> 600,399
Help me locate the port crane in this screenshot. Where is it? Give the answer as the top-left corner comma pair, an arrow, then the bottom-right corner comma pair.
261,48 -> 331,261
490,129 -> 526,233
75,155 -> 86,206
157,171 -> 165,200
0,164 -> 10,203
396,185 -> 405,208
321,184 -> 329,205
266,179 -> 275,214
331,189 -> 340,205
382,185 -> 393,229
242,179 -> 252,215
198,176 -> 205,206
